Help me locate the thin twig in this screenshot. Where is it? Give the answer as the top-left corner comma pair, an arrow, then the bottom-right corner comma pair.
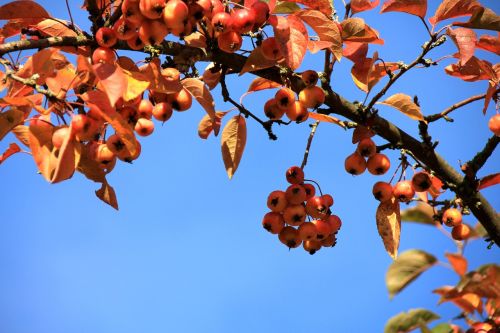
65,0 -> 75,28
419,17 -> 432,38
425,92 -> 496,122
301,121 -> 320,169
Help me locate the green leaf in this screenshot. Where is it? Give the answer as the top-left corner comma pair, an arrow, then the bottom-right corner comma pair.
272,1 -> 301,14
431,323 -> 454,333
401,203 -> 435,225
386,249 -> 437,298
385,309 -> 440,333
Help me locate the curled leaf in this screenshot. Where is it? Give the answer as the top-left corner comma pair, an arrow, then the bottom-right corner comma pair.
247,77 -> 282,92
453,6 -> 500,31
477,172 -> 500,190
350,0 -> 380,14
447,27 -> 477,65
386,249 -> 437,298
384,309 -> 439,333
0,108 -> 25,141
476,33 -> 500,55
400,202 -> 435,225
240,46 -> 278,75
0,0 -> 50,19
445,253 -> 468,276
429,0 -> 481,26
96,181 -> 119,210
198,111 -> 227,139
0,142 -> 21,165
376,197 -> 401,259
308,112 -> 345,127
378,93 -> 424,121
221,115 -> 247,179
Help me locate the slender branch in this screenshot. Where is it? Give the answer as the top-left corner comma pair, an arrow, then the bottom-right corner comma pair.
365,33 -> 445,111
425,92 -> 494,123
462,135 -> 499,179
301,121 -> 320,169
419,17 -> 432,37
65,0 -> 75,28
0,36 -> 92,56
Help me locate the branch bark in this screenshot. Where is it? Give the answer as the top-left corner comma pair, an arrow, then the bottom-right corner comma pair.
0,36 -> 498,245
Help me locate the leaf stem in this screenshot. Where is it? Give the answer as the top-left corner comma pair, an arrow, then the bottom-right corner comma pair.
301,120 -> 320,170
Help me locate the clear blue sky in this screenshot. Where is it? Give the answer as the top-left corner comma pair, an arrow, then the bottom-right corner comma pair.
0,1 -> 499,332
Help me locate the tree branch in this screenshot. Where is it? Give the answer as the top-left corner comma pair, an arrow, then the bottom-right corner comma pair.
425,92 -> 493,123
0,35 -> 498,246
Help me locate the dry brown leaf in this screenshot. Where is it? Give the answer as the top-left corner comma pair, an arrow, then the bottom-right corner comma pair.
376,197 -> 401,259
221,115 -> 247,179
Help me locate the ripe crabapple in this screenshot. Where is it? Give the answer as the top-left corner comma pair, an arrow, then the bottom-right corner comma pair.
344,152 -> 367,175
298,86 -> 325,109
262,212 -> 285,234
321,234 -> 337,247
95,27 -> 117,48
275,87 -> 296,111
327,215 -> 342,234
52,126 -> 70,149
356,138 -> 377,158
411,171 -> 432,192
285,166 -> 304,184
139,0 -> 166,20
137,99 -> 154,119
301,70 -> 319,86
303,240 -> 322,255
134,118 -> 155,136
283,204 -> 306,226
488,114 -> 500,136
298,222 -> 317,241
95,143 -> 116,165
113,18 -> 138,40
285,101 -> 309,123
231,8 -> 256,34
278,226 -> 302,248
451,223 -> 471,241
393,180 -> 415,202
372,181 -> 393,202
217,30 -> 243,53
251,1 -> 270,28
302,183 -> 316,200
321,194 -> 334,207
122,0 -> 145,25
126,34 -> 146,50
92,47 -> 116,64
305,196 -> 328,219
312,219 -> 331,240
263,98 -> 285,120
211,12 -> 233,34
285,184 -> 307,205
366,153 -> 391,175
152,102 -> 173,122
261,37 -> 283,61
163,0 -> 189,29
442,208 -> 462,227
267,190 -> 288,213
168,88 -> 192,111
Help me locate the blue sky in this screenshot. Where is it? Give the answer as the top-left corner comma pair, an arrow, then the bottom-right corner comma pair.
0,0 -> 499,332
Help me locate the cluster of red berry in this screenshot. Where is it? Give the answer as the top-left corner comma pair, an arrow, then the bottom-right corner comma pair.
262,166 -> 342,254
263,71 -> 326,123
344,136 -> 391,176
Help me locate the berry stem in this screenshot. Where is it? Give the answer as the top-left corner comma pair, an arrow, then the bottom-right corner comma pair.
300,120 -> 320,170
304,178 -> 323,197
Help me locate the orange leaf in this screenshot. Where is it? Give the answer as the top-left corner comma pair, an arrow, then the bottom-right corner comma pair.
80,90 -> 139,157
308,112 -> 345,127
46,63 -> 81,98
182,78 -> 216,120
341,18 -> 384,44
380,0 -> 427,18
350,0 -> 380,14
453,6 -> 500,31
445,56 -> 495,82
0,0 -> 50,19
343,41 -> 368,63
183,32 -> 207,48
34,18 -> 77,37
429,0 -> 481,26
28,116 -> 56,181
278,15 -> 308,70
11,125 -> 29,147
0,108 -> 25,141
295,9 -> 343,61
0,142 -> 21,165
478,172 -> 500,190
483,81 -> 497,114
376,197 -> 401,259
96,181 -> 119,210
77,143 -> 107,183
445,253 -> 468,276
50,125 -> 81,184
240,46 -> 278,75
434,287 -> 483,314
476,33 -> 500,55
378,93 -> 425,121
307,40 -> 334,54
0,18 -> 43,40
290,0 -> 333,17
247,77 -> 282,92
221,115 -> 247,179
198,111 -> 227,139
447,27 -> 477,65
202,63 -> 222,90
428,175 -> 444,199
139,58 -> 182,94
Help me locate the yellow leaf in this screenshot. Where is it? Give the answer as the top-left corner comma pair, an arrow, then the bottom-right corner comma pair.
376,197 -> 401,259
221,115 -> 247,179
378,93 -> 425,121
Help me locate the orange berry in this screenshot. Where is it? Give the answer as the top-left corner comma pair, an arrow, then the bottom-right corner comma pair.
263,98 -> 285,120
283,204 -> 306,226
356,138 -> 376,158
305,196 -> 329,219
302,183 -> 316,200
52,126 -> 70,149
393,180 -> 415,202
285,101 -> 309,123
168,88 -> 192,111
321,234 -> 336,247
451,224 -> 470,241
278,226 -> 302,248
134,118 -> 155,136
488,114 -> 500,136
267,190 -> 288,213
411,171 -> 432,192
285,166 -> 304,184
312,219 -> 331,240
275,87 -> 296,111
442,208 -> 462,227
152,102 -> 173,122
372,181 -> 393,202
321,194 -> 334,207
344,152 -> 366,175
262,212 -> 285,234
261,37 -> 283,61
301,70 -> 319,86
326,214 -> 342,234
366,153 -> 390,175
217,30 -> 242,53
298,222 -> 317,241
303,240 -> 322,255
285,184 -> 307,205
298,86 -> 325,109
